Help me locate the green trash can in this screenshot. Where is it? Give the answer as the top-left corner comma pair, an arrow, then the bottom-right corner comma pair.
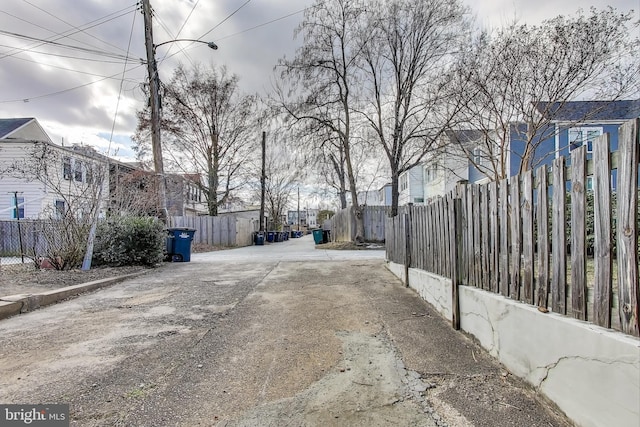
166,228 -> 196,262
254,231 -> 265,246
312,229 -> 324,245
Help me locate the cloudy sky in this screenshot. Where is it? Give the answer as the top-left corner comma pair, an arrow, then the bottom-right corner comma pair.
0,0 -> 637,162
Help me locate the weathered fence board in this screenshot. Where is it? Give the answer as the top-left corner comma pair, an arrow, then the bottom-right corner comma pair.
536,165 -> 550,308
593,133 -> 613,328
489,181 -> 499,293
522,170 -> 534,304
509,176 -> 521,300
552,157 -> 567,314
616,119 -> 639,336
499,179 -> 509,297
571,146 -> 588,320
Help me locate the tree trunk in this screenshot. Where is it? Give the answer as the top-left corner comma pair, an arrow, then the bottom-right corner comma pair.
344,143 -> 364,243
339,190 -> 348,209
390,171 -> 399,217
208,133 -> 220,216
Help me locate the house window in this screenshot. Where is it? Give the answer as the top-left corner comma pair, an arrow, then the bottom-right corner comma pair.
473,147 -> 483,166
569,127 -> 602,153
85,164 -> 94,184
63,157 -> 72,180
424,163 -> 438,184
74,160 -> 83,182
12,197 -> 25,219
400,174 -> 408,191
55,200 -> 66,218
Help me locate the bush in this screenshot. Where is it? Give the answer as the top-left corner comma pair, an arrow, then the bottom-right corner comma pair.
93,216 -> 165,266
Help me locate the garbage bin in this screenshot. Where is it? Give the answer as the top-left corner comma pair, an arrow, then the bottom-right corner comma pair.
322,230 -> 331,244
254,231 -> 265,246
266,231 -> 276,242
312,229 -> 324,245
166,228 -> 196,262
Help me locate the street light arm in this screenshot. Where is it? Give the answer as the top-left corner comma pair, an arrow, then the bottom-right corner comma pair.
154,39 -> 218,51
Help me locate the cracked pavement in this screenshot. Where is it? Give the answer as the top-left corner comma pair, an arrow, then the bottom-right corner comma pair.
0,236 -> 572,426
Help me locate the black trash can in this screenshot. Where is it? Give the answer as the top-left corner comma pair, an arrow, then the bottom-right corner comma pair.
166,228 -> 196,262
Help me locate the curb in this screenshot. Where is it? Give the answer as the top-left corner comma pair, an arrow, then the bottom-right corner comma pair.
0,272 -> 144,321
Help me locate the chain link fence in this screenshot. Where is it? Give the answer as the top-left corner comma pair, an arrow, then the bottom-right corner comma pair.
0,220 -> 47,270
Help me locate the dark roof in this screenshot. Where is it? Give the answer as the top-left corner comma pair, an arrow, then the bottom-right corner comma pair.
535,100 -> 640,122
0,117 -> 33,139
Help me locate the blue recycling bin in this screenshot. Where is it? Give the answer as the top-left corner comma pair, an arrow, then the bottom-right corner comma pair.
166,228 -> 196,262
267,231 -> 276,242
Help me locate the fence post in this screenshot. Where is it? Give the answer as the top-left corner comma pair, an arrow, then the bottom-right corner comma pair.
450,197 -> 461,330
404,204 -> 412,287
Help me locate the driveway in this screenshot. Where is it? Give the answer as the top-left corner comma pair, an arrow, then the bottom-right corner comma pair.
0,235 -> 570,426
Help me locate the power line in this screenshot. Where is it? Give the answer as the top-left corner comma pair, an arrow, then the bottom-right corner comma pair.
108,5 -> 138,156
20,0 -> 134,55
215,4 -> 316,42
0,63 -> 145,104
0,5 -> 138,61
0,29 -> 139,61
198,0 -> 252,40
1,51 -> 140,79
0,43 -> 135,64
161,0 -> 201,67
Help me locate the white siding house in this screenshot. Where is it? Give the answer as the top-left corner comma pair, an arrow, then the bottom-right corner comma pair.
398,166 -> 425,205
0,118 -> 110,220
423,150 -> 469,200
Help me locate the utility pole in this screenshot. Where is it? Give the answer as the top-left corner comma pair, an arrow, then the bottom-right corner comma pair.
259,131 -> 266,232
142,0 -> 167,220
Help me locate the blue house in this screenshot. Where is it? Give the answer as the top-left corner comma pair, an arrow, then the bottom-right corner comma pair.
468,99 -> 640,188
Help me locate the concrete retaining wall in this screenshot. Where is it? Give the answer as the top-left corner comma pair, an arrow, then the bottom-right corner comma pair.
387,261 -> 640,427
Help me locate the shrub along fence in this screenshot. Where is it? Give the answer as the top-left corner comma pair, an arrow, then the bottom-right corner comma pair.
386,118 -> 639,337
330,205 -> 390,242
168,215 -> 257,247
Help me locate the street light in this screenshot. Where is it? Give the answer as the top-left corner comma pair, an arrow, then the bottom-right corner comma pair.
154,39 -> 218,51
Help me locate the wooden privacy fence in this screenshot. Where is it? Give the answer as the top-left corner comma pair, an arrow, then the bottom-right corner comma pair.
330,205 -> 390,242
168,215 -> 257,247
386,118 -> 639,336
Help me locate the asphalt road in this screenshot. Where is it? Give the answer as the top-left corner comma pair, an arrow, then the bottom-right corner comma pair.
0,236 -> 571,426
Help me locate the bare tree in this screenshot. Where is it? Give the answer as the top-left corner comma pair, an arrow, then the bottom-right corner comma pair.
275,0 -> 367,242
355,0 -> 469,216
450,7 -> 640,180
3,143 -> 108,269
135,64 -> 257,216
263,136 -> 301,230
108,167 -> 160,216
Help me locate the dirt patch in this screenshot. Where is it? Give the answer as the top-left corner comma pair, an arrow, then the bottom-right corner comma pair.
317,241 -> 385,250
0,264 -> 156,297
